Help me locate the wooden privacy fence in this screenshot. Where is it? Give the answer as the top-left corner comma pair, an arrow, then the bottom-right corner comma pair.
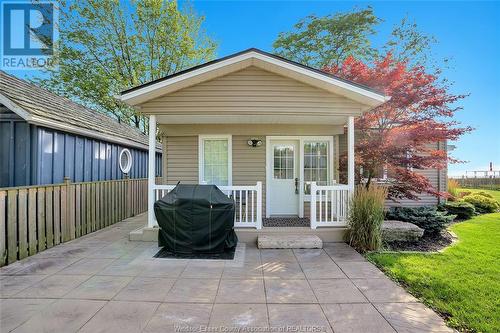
0,177 -> 148,267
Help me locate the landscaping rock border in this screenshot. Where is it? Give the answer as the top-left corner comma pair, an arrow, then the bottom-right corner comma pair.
382,220 -> 424,242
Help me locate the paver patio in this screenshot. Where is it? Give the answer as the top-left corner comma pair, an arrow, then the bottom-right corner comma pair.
0,214 -> 454,333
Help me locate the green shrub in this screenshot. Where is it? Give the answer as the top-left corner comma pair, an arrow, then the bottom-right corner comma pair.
386,206 -> 455,236
344,184 -> 387,252
442,201 -> 476,220
463,195 -> 500,214
472,191 -> 494,199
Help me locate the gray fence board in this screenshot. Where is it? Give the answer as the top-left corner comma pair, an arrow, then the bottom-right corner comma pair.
7,190 -> 17,264
0,192 -> 6,266
0,178 -> 148,267
0,191 -> 7,266
45,187 -> 53,248
28,188 -> 38,254
34,188 -> 46,251
17,189 -> 28,259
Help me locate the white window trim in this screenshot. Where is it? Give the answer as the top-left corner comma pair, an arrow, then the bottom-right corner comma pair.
119,148 -> 133,174
198,134 -> 232,186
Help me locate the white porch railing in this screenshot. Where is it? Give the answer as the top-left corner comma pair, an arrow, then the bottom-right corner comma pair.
152,182 -> 262,229
310,182 -> 350,228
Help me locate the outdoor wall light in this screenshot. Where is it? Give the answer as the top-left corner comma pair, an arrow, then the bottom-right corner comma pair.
247,138 -> 263,147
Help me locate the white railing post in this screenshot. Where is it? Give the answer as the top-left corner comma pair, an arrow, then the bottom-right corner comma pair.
310,182 -> 317,229
347,116 -> 355,197
147,115 -> 157,228
256,181 -> 262,229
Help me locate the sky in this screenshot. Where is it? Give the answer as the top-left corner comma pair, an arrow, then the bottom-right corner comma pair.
5,0 -> 500,177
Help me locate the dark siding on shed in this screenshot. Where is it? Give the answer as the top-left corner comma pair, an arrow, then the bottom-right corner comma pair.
0,108 -> 36,187
0,118 -> 162,187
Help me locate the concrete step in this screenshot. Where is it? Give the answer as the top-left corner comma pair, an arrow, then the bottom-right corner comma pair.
258,234 -> 323,249
129,226 -> 158,242
236,227 -> 345,243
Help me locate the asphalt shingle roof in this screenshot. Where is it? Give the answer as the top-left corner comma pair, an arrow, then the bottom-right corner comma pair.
0,70 -> 151,148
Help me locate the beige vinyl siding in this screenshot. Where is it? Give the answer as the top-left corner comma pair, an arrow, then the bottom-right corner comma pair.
438,141 -> 448,197
141,66 -> 363,116
304,202 -> 311,219
338,134 -> 446,207
162,136 -> 198,184
232,136 -> 267,216
385,169 -> 440,207
159,124 -> 344,136
386,141 -> 446,207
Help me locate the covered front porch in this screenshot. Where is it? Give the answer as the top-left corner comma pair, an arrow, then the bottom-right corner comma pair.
146,117 -> 357,231
119,49 -> 388,235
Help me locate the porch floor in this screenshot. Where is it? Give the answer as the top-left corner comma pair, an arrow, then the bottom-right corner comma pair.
1,213 -> 453,333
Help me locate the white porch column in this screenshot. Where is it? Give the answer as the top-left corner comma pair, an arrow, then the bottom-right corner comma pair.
148,115 -> 157,227
347,116 -> 355,193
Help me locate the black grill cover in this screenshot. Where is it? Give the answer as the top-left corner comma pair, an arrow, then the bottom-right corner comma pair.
154,184 -> 237,254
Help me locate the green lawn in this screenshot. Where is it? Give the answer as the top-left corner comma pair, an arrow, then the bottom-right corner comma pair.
367,213 -> 500,333
459,188 -> 500,202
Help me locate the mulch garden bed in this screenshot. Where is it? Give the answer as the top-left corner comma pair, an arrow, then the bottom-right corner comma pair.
384,230 -> 455,252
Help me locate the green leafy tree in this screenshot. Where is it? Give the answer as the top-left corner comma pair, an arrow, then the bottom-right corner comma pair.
383,16 -> 439,68
37,0 -> 216,132
273,7 -> 380,68
273,7 -> 439,69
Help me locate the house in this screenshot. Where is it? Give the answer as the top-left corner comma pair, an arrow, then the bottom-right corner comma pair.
0,71 -> 162,188
119,48 -> 446,240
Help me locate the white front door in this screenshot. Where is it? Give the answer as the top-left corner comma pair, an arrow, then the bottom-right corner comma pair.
269,140 -> 300,216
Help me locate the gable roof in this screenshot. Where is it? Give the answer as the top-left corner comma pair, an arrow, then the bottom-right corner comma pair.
0,71 -> 158,150
120,48 -> 389,110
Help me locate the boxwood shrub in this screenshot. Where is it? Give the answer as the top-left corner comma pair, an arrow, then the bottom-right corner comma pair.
472,191 -> 494,199
463,195 -> 500,214
442,201 -> 476,220
386,206 -> 455,236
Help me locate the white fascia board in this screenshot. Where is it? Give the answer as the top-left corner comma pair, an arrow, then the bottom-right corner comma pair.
0,93 -> 33,120
120,51 -> 388,107
120,53 -> 253,105
250,53 -> 387,105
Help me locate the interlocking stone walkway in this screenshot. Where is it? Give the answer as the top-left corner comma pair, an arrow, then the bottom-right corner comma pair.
0,214 -> 454,333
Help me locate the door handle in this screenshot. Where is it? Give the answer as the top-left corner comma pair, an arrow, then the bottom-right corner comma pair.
295,178 -> 299,194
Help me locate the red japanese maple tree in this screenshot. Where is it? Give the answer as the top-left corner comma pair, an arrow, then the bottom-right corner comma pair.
323,53 -> 472,200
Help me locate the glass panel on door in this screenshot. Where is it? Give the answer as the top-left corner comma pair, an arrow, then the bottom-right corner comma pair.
304,141 -> 329,194
273,145 -> 294,179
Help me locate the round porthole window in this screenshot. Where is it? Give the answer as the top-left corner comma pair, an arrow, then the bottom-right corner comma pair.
119,149 -> 133,174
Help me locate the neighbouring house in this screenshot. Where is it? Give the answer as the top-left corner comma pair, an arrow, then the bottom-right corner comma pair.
119,48 -> 448,238
0,71 -> 162,188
